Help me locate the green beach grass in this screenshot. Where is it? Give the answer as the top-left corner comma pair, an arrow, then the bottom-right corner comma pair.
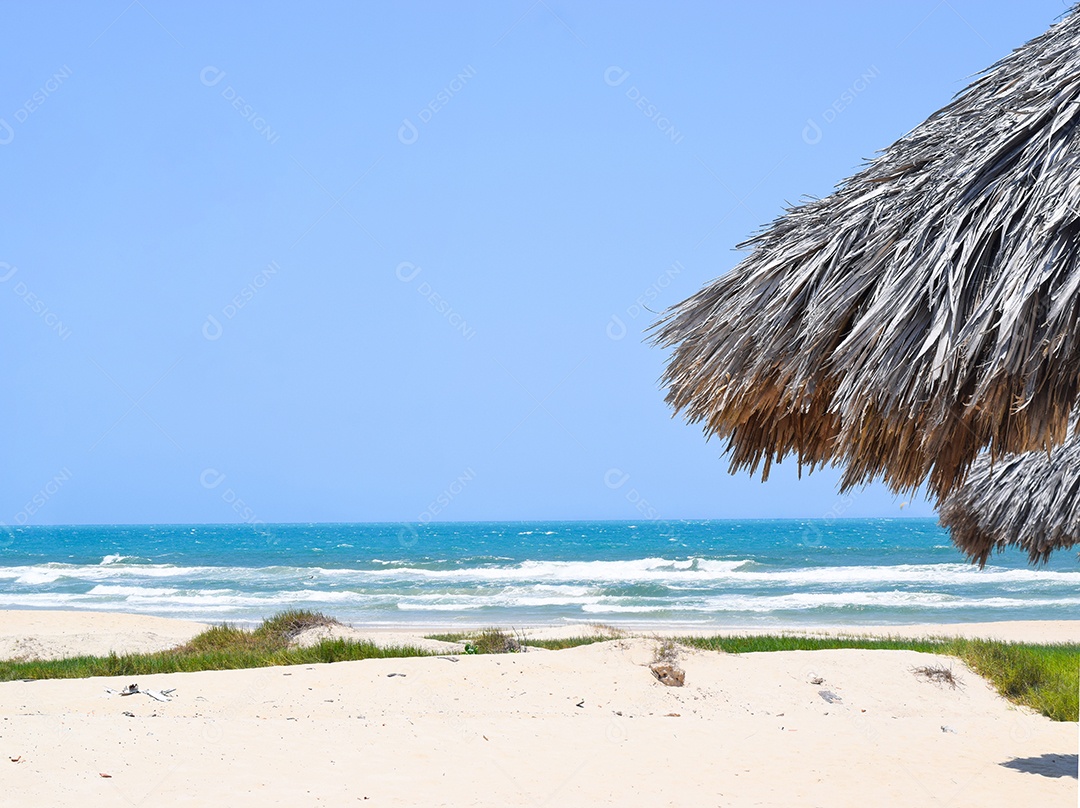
0,613 -> 1074,722
425,627 -> 623,652
0,610 -> 430,682
675,634 -> 1079,722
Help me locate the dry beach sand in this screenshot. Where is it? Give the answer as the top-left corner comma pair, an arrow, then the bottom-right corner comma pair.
0,611 -> 1076,806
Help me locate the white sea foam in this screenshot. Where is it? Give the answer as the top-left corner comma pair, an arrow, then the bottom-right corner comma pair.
316,558 -> 1080,588
14,569 -> 64,585
0,585 -> 1077,619
734,564 -> 1080,586
579,604 -> 664,613
581,592 -> 1080,614
2,558 -> 1079,589
1,551 -> 1077,623
339,557 -> 753,582
86,585 -> 181,597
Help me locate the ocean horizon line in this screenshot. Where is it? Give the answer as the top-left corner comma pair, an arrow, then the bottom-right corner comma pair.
5,516 -> 940,529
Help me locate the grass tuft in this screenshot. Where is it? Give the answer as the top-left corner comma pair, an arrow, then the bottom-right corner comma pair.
913,664 -> 962,688
424,632 -> 468,643
653,639 -> 680,664
464,628 -> 523,655
426,626 -> 624,652
254,609 -> 341,643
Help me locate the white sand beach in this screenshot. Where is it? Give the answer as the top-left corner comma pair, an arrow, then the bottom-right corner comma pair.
0,611 -> 1076,806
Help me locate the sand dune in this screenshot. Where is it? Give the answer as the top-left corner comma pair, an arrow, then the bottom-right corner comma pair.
0,612 -> 1075,806
0,610 -> 209,661
1,610 -> 1076,661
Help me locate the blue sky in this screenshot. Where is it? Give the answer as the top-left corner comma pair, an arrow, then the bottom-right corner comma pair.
1,1 -> 1066,525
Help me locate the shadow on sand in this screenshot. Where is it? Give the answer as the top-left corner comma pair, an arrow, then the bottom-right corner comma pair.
1001,754 -> 1078,779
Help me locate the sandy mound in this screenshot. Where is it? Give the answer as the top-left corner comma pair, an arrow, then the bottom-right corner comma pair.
290,624 -> 464,654
0,611 -> 207,661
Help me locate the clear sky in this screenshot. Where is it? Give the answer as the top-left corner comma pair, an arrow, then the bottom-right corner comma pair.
1,1 -> 1066,526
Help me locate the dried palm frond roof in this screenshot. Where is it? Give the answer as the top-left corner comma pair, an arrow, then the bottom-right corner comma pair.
938,431 -> 1080,566
654,7 -> 1080,499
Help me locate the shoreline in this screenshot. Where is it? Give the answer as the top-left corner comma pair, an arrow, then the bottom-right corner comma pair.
0,610 -> 1076,661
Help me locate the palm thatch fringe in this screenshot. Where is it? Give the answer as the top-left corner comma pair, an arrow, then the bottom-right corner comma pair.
654,7 -> 1080,499
939,434 -> 1080,566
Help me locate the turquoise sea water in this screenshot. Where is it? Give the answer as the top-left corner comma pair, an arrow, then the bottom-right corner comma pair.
0,520 -> 1076,628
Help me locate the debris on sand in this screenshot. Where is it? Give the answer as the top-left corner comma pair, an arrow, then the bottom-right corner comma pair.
105,684 -> 177,702
650,663 -> 685,687
913,665 -> 962,689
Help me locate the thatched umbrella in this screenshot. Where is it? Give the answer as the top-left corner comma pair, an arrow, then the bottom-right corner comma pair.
655,7 -> 1080,500
939,432 -> 1080,565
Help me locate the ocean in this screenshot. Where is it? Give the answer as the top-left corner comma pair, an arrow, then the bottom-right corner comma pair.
0,520 -> 1076,628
